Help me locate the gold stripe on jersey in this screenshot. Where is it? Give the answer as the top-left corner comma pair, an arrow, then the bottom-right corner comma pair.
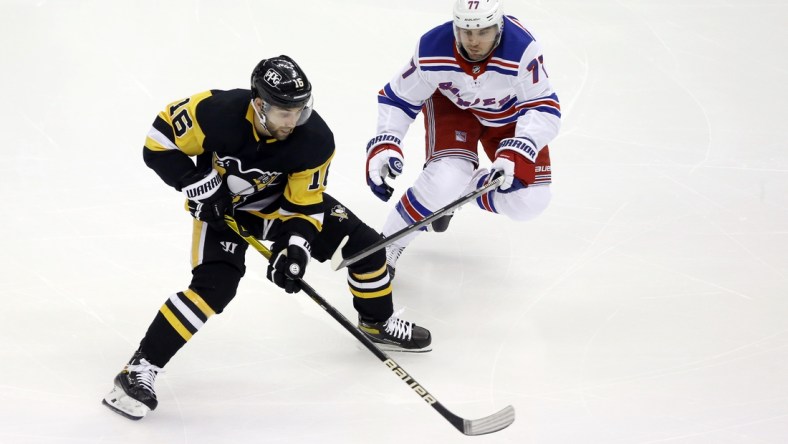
352,264 -> 387,281
144,90 -> 214,155
167,294 -> 206,327
284,152 -> 333,207
245,210 -> 279,221
278,210 -> 325,230
183,288 -> 216,318
244,103 -> 263,143
348,265 -> 392,299
158,290 -> 215,342
160,303 -> 193,341
212,154 -> 227,177
280,152 -> 335,232
191,219 -> 207,268
349,284 -> 393,299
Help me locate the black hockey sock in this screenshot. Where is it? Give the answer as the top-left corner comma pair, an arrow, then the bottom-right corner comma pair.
138,289 -> 216,367
350,263 -> 394,322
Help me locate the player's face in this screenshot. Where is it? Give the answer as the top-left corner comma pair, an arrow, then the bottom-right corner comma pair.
457,25 -> 499,61
264,105 -> 304,140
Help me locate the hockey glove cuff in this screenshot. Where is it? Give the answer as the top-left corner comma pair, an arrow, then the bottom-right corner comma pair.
490,138 -> 537,191
183,170 -> 232,230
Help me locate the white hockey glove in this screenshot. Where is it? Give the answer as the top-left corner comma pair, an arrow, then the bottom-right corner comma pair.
365,135 -> 404,202
488,137 -> 538,191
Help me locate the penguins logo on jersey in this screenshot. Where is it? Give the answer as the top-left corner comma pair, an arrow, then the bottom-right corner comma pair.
330,204 -> 349,222
214,155 -> 282,200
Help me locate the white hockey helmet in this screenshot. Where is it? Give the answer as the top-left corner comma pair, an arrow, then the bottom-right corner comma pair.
452,0 -> 504,31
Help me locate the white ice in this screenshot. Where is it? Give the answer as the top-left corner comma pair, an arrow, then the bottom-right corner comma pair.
1,0 -> 787,443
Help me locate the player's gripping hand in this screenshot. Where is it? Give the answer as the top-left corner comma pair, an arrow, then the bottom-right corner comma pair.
488,154 -> 516,190
182,169 -> 232,231
266,235 -> 311,294
365,135 -> 404,201
488,137 -> 536,191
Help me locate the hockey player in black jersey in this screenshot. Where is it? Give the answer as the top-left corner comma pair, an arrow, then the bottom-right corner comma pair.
102,55 -> 432,421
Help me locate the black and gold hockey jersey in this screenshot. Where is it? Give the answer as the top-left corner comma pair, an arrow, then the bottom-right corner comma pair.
143,88 -> 334,241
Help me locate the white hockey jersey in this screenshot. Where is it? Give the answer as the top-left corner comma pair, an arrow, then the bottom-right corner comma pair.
375,16 -> 561,155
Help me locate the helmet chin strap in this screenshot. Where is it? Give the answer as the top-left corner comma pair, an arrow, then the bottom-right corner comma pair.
251,99 -> 272,136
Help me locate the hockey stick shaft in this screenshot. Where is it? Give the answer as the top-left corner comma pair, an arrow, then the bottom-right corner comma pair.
330,174 -> 504,271
224,215 -> 514,436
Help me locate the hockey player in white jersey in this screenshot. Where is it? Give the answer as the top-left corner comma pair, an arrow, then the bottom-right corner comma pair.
365,0 -> 560,276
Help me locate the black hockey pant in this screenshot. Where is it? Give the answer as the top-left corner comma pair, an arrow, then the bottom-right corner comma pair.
138,194 -> 393,367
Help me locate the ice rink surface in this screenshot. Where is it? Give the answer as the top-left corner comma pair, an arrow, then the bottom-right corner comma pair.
2,0 -> 788,442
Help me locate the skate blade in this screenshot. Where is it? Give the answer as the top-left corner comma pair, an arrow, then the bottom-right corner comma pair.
102,385 -> 150,420
358,342 -> 432,353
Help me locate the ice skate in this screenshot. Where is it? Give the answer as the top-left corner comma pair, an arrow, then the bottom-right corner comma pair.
102,351 -> 162,420
428,211 -> 454,232
385,243 -> 405,279
358,310 -> 432,352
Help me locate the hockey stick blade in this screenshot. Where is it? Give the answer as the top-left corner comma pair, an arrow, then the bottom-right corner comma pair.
330,174 -> 504,271
224,215 -> 515,436
461,404 -> 515,436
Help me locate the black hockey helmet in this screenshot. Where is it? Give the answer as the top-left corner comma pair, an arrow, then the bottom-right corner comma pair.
251,55 -> 312,109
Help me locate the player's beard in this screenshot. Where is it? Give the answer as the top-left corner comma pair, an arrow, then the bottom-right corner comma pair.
464,41 -> 495,61
270,126 -> 294,140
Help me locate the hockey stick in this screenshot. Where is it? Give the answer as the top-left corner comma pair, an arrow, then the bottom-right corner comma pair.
224,215 -> 515,436
330,174 -> 504,271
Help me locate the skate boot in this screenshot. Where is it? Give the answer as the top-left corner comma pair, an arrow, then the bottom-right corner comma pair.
385,244 -> 405,279
358,310 -> 432,352
429,211 -> 454,233
102,350 -> 162,420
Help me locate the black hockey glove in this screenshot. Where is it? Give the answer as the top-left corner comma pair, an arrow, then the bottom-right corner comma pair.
182,170 -> 232,231
266,235 -> 311,294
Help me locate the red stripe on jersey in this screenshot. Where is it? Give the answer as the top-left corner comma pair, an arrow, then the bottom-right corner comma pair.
489,58 -> 519,69
470,99 -> 560,122
479,191 -> 494,212
400,194 -> 426,222
419,58 -> 459,66
520,99 -> 561,111
470,106 -> 518,120
368,144 -> 403,157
